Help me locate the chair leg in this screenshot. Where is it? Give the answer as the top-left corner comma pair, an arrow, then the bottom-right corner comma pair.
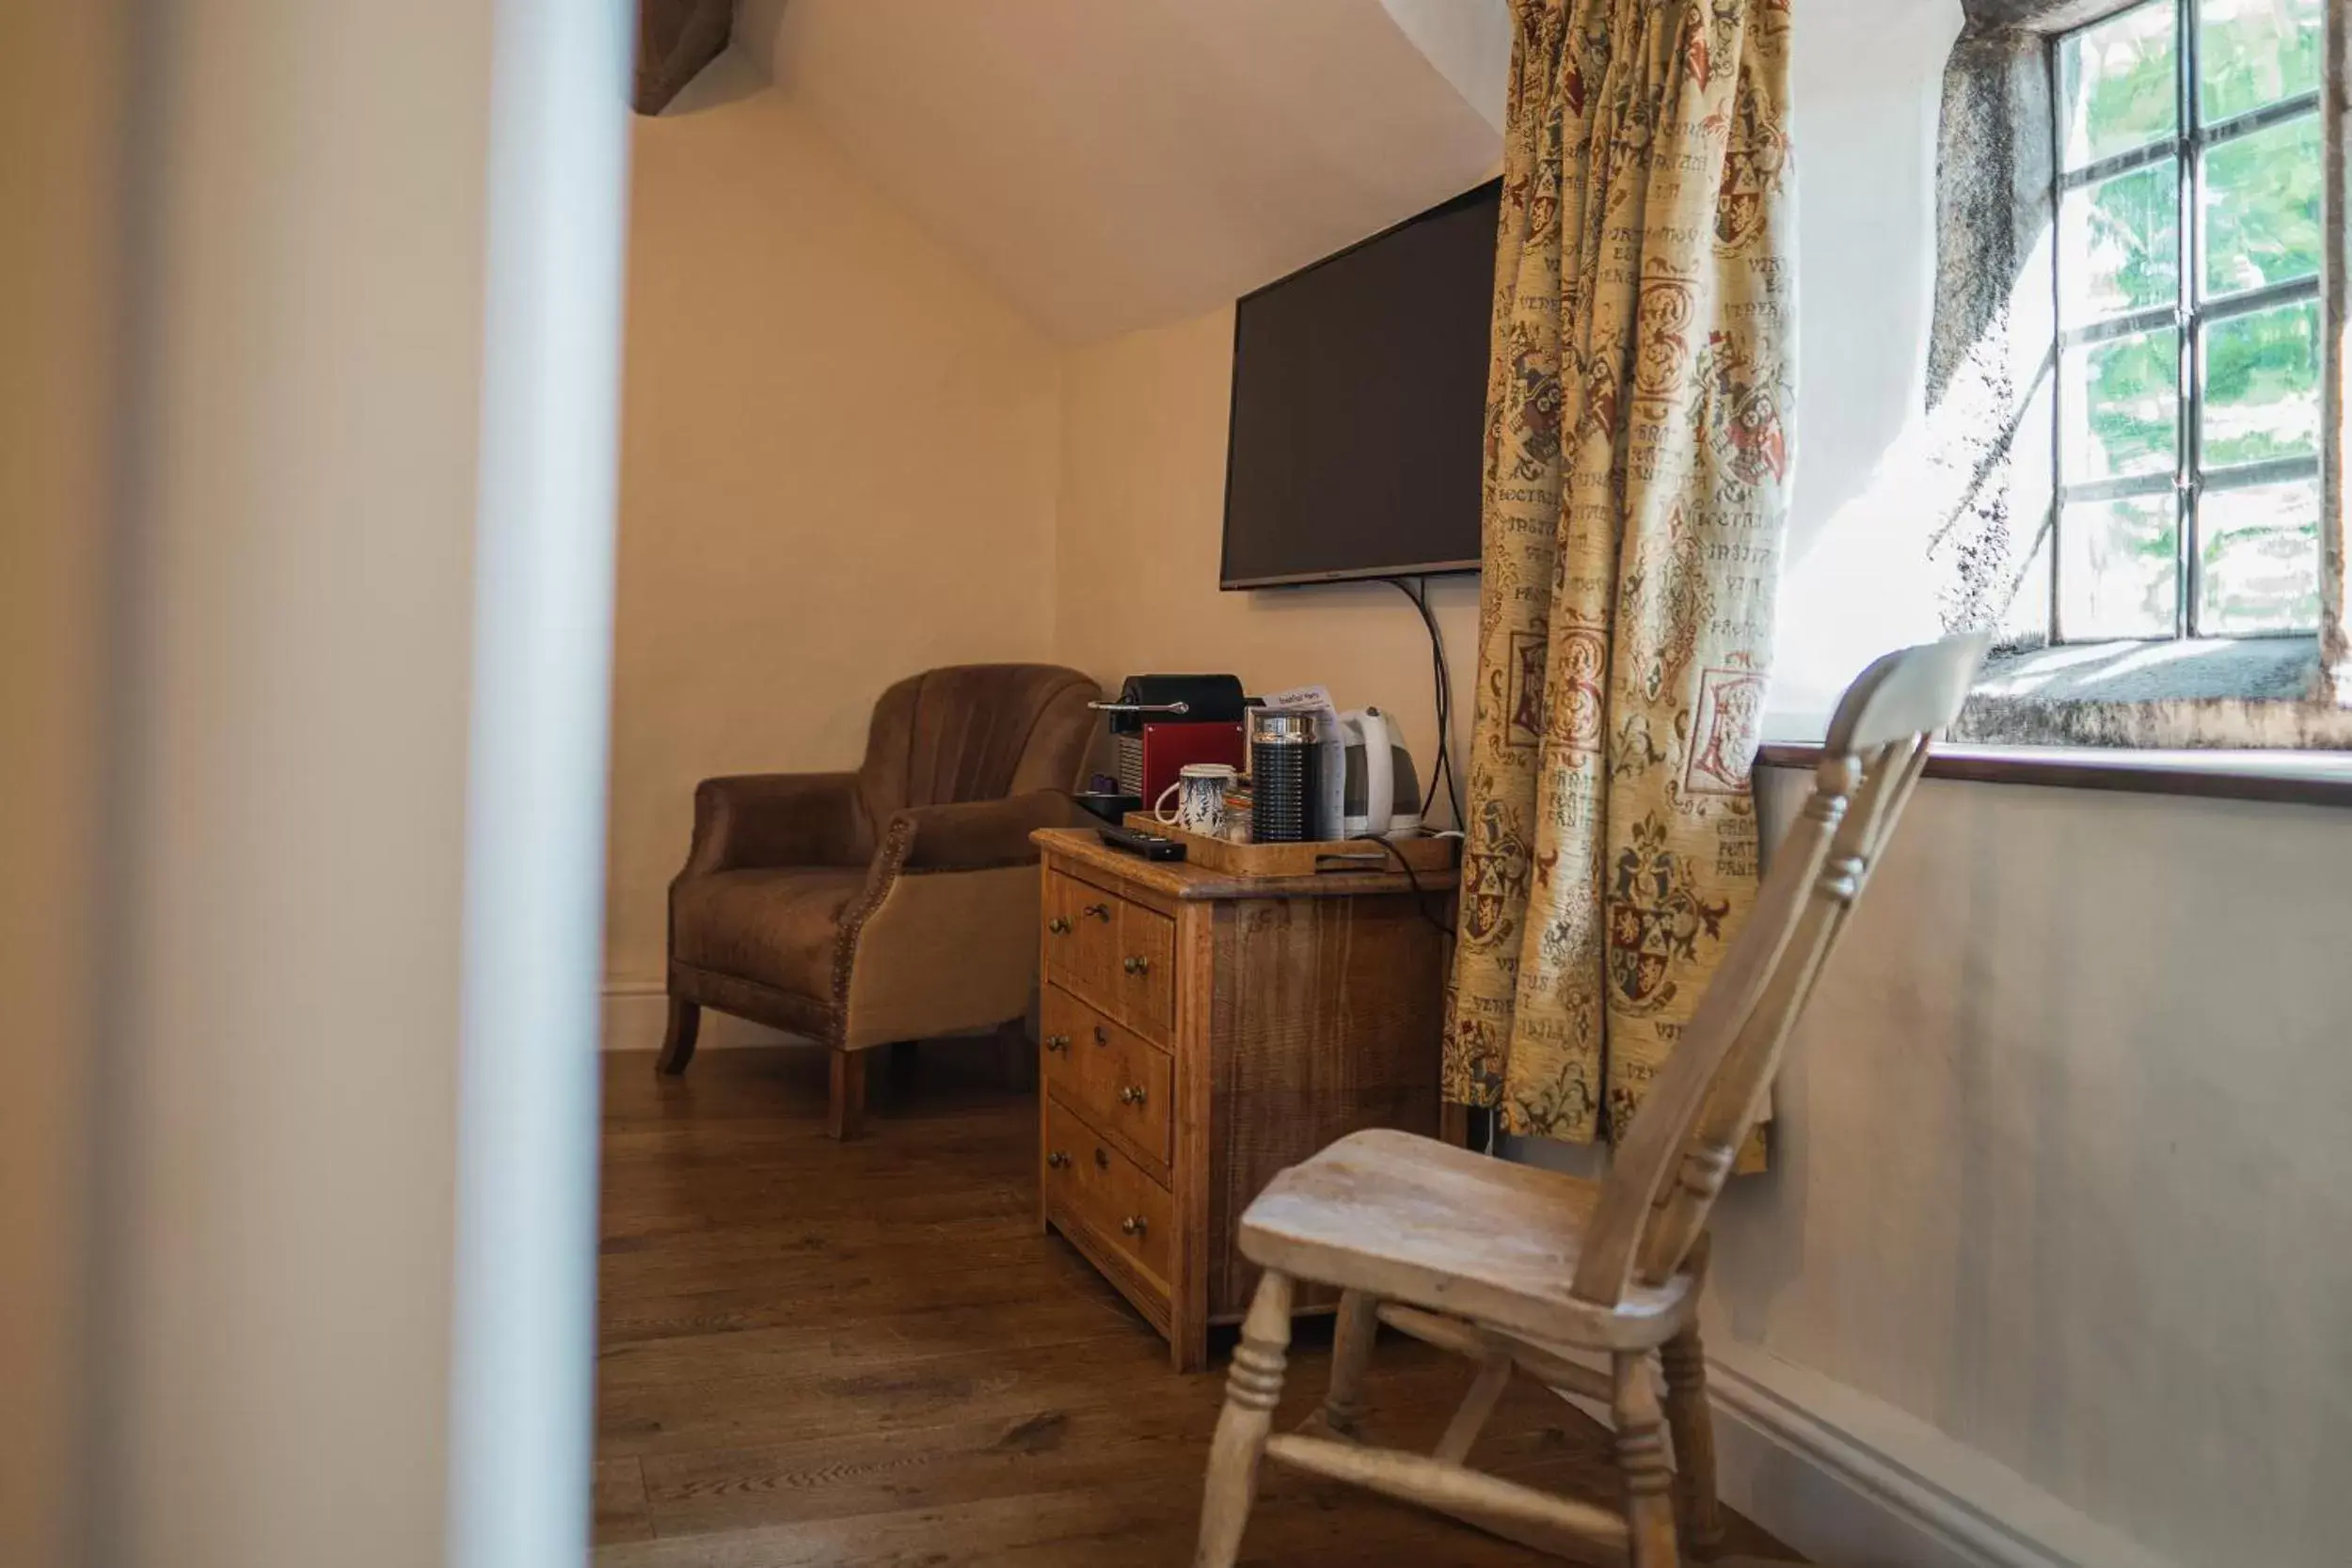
827,1049 -> 866,1140
1613,1352 -> 1681,1568
1322,1289 -> 1379,1439
1193,1270 -> 1294,1568
655,997 -> 700,1076
1661,1325 -> 1725,1557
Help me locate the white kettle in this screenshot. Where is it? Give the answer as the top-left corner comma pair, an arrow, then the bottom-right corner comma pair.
1338,708 -> 1421,838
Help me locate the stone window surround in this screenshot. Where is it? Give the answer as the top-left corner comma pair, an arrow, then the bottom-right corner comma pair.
1928,0 -> 2352,749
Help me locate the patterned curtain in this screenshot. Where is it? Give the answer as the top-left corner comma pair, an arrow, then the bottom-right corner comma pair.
1443,0 -> 1794,1155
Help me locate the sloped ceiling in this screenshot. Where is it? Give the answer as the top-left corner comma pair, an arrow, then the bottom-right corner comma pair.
736,0 -> 1509,342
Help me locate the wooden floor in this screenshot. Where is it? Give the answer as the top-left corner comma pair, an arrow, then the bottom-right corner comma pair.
594,1044 -> 1795,1566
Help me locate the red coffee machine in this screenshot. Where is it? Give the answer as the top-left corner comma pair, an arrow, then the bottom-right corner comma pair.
1092,674 -> 1248,807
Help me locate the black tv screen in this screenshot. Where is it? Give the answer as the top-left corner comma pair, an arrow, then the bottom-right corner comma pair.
1219,178 -> 1499,589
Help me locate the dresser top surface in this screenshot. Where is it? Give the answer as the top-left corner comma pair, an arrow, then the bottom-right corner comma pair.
1034,828 -> 1459,902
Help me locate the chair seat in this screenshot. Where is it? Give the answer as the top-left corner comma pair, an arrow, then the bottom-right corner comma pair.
672,866 -> 866,1001
1237,1129 -> 1697,1351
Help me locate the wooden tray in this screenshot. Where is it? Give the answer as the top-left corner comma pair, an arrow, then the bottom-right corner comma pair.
1121,814 -> 1457,880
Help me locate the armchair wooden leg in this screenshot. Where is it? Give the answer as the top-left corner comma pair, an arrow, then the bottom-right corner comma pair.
1661,1325 -> 1725,1557
1323,1289 -> 1379,1439
655,997 -> 700,1076
1194,1271 -> 1293,1568
1613,1352 -> 1681,1568
827,1049 -> 866,1141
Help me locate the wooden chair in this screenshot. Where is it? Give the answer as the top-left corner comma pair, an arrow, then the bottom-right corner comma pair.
1192,634 -> 1990,1568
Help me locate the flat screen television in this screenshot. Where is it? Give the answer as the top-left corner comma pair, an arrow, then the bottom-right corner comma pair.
1219,178 -> 1500,590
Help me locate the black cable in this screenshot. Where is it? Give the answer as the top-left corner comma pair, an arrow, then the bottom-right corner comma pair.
1411,578 -> 1443,817
1419,575 -> 1463,831
1384,577 -> 1465,831
1347,835 -> 1456,936
1384,578 -> 1441,820
1425,582 -> 1461,830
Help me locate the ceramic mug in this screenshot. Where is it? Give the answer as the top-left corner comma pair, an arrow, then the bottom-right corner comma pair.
1154,763 -> 1239,835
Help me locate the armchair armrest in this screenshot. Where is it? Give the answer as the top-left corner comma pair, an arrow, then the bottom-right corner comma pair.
680,771 -> 869,879
881,790 -> 1077,876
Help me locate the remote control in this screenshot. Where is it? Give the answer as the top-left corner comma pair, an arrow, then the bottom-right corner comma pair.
1096,822 -> 1187,862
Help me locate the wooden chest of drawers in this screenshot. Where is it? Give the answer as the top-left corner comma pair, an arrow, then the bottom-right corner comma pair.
1031,828 -> 1455,1371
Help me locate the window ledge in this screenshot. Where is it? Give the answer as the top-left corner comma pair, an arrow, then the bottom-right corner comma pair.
1762,640 -> 2352,753
1971,639 -> 2315,705
1754,740 -> 2352,810
1758,637 -> 2352,800
1947,640 -> 2352,751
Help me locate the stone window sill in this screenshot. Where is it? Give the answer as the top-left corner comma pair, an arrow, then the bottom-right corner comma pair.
1754,739 -> 2352,810
1758,638 -> 2352,802
1764,639 -> 2352,752
1970,639 -> 2314,704
1946,640 -> 2352,751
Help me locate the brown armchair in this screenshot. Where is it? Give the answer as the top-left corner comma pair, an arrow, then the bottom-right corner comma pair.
658,664 -> 1100,1137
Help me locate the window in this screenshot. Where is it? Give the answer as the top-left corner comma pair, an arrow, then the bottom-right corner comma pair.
2051,0 -> 2323,641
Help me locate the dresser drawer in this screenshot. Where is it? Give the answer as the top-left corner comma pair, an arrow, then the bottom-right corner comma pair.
1042,869 -> 1120,1002
1042,1094 -> 1174,1295
1113,900 -> 1176,1039
1044,870 -> 1177,1041
1041,984 -> 1171,1179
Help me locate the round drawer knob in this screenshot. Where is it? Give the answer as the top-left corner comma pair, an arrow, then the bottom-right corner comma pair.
1047,916 -> 1072,936
1045,1150 -> 1070,1169
1044,1034 -> 1070,1053
1118,1085 -> 1148,1106
1120,1215 -> 1149,1238
1122,955 -> 1151,976
1083,903 -> 1112,923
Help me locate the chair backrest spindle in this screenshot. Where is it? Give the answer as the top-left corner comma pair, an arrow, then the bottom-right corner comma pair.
1568,634 -> 1990,1307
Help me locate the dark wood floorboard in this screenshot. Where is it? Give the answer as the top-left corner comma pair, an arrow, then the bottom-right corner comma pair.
595,1044 -> 1797,1566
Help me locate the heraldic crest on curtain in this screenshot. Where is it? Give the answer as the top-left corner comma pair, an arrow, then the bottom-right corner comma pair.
1443,0 -> 1794,1160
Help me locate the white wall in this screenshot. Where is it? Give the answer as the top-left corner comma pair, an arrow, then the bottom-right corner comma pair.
1770,0 -> 1965,731
755,0 -> 1504,341
1720,769 -> 2352,1568
606,69 -> 1065,991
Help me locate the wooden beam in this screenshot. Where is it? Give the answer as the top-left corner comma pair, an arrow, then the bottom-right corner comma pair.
635,0 -> 731,116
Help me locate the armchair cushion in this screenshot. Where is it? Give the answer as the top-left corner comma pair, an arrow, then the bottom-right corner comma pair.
672,866 -> 866,1000
887,790 -> 1080,875
685,772 -> 869,878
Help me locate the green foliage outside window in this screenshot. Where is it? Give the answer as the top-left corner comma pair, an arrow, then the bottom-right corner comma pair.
2055,0 -> 2322,638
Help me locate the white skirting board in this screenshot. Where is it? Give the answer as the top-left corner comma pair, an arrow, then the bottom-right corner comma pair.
1547,1341 -> 2175,1568
599,980 -> 797,1053
1705,1346 -> 2176,1568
